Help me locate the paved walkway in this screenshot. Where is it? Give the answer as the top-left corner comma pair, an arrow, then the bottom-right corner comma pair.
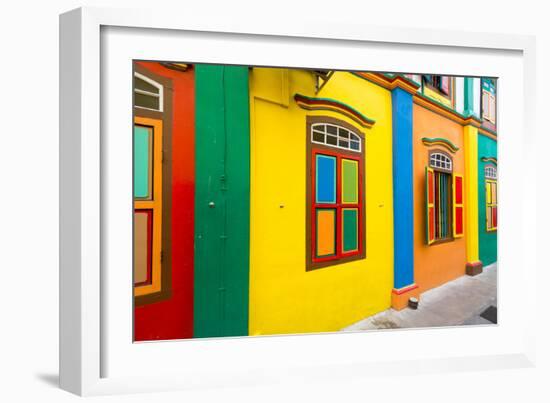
342,263 -> 497,331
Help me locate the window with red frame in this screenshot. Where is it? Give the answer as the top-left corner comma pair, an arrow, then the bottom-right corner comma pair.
425,150 -> 464,245
307,119 -> 365,270
485,164 -> 498,231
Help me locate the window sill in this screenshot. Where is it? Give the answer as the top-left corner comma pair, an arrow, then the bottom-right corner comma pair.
307,252 -> 366,271
430,237 -> 455,246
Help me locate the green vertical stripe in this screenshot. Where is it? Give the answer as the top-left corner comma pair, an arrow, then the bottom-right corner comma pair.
445,173 -> 451,238
445,175 -> 449,238
342,159 -> 358,203
435,172 -> 441,238
342,209 -> 358,252
445,176 -> 448,237
440,174 -> 443,238
134,125 -> 150,198
442,175 -> 447,238
441,174 -> 445,238
194,65 -> 250,338
464,77 -> 474,116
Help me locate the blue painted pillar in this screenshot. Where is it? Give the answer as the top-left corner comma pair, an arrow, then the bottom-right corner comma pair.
392,88 -> 415,293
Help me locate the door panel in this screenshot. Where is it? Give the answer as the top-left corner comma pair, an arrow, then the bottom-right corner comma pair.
194,65 -> 251,338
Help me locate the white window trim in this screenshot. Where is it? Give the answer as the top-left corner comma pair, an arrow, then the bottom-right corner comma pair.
134,72 -> 164,112
482,89 -> 490,120
488,93 -> 496,124
311,123 -> 362,153
482,89 -> 496,124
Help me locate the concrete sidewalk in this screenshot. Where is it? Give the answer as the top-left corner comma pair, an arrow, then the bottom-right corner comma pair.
342,263 -> 497,331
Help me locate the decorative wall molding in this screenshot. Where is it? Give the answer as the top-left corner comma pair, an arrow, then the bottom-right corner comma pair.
294,93 -> 376,129
481,156 -> 498,165
422,137 -> 460,153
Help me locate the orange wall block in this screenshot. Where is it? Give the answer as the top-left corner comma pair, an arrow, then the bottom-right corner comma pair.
412,104 -> 467,294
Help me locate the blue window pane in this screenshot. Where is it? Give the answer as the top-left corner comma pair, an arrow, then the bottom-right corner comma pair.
316,155 -> 336,203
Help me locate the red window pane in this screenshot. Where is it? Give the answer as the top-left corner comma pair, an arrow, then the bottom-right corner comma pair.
455,206 -> 463,235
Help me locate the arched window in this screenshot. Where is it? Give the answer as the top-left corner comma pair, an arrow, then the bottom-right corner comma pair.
133,65 -> 171,308
485,165 -> 497,180
307,117 -> 365,271
425,149 -> 464,244
134,72 -> 164,112
311,123 -> 362,152
429,151 -> 452,171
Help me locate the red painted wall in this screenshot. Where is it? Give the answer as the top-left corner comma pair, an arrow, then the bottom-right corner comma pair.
134,62 -> 195,341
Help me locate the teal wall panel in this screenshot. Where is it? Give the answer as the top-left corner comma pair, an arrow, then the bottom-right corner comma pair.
478,134 -> 498,266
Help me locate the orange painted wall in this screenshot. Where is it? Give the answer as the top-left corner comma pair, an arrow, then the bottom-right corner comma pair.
413,104 -> 467,294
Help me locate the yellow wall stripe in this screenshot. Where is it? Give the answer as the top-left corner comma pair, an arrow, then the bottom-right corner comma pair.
463,124 -> 479,263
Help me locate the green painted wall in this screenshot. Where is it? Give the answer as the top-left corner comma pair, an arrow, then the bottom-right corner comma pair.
194,65 -> 250,338
477,134 -> 497,266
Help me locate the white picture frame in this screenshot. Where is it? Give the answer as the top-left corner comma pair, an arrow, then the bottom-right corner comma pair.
60,6 -> 537,396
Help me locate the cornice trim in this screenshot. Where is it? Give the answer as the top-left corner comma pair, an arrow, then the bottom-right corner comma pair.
351,72 -> 420,94
478,126 -> 498,139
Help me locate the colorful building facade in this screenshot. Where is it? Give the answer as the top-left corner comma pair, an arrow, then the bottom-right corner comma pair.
132,62 -> 497,340
248,69 -> 394,335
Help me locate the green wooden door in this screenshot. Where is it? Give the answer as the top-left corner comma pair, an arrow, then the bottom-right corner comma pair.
194,65 -> 250,338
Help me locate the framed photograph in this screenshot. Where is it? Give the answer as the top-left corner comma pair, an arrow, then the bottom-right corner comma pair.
60,6 -> 537,396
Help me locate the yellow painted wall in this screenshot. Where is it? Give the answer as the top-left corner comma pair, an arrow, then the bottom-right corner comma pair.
463,125 -> 480,263
249,69 -> 394,335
